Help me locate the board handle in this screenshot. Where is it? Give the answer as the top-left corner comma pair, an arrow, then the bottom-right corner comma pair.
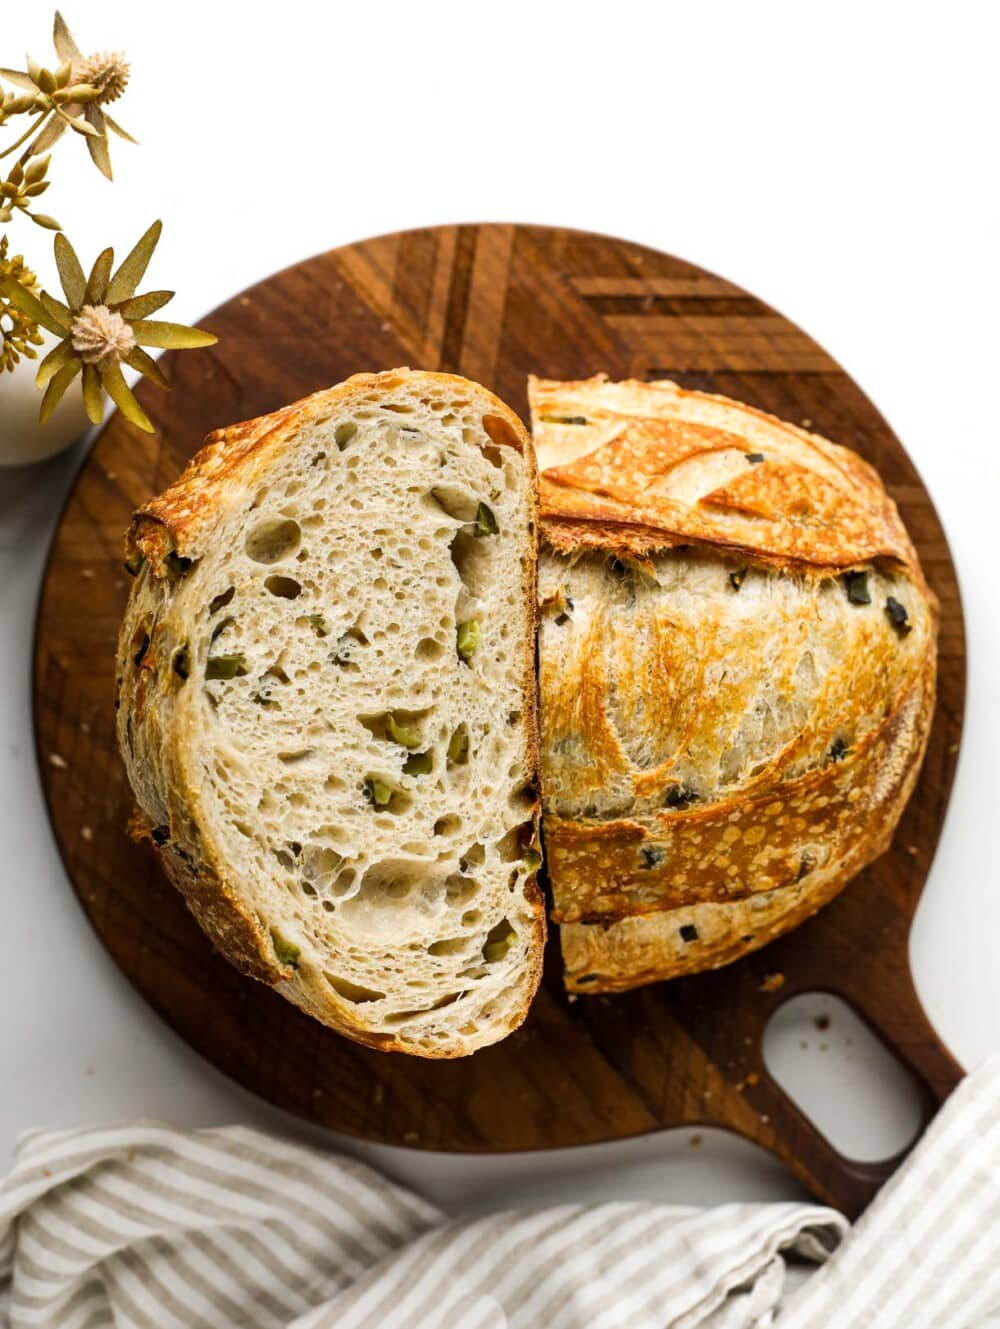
725,1066 -> 919,1218
836,972 -> 965,1107
716,974 -> 964,1218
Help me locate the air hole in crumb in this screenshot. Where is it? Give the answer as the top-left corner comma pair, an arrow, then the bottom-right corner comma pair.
209,586 -> 235,614
482,918 -> 515,962
434,814 -> 462,837
428,937 -> 468,957
302,844 -> 344,891
460,843 -> 486,872
246,518 -> 301,564
325,973 -> 385,1003
496,822 -> 534,863
335,422 -> 357,450
278,749 -> 314,765
264,574 -> 302,599
510,781 -> 537,811
331,868 -> 356,897
427,486 -> 477,522
347,859 -> 431,913
449,527 -> 487,594
416,637 -> 445,662
482,413 -> 518,458
446,873 -> 476,905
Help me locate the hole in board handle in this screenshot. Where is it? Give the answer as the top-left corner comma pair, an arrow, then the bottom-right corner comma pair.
762,992 -> 924,1163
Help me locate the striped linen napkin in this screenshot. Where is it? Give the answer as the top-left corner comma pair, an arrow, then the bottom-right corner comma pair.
0,1060 -> 997,1329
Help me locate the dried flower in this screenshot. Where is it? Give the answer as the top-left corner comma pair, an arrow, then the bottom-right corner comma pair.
0,154 -> 61,229
0,12 -> 134,179
1,88 -> 39,127
71,303 -> 135,366
0,220 -> 217,432
72,51 -> 129,105
0,235 -> 43,371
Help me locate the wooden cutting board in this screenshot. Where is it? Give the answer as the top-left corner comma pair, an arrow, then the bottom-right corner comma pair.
33,224 -> 965,1217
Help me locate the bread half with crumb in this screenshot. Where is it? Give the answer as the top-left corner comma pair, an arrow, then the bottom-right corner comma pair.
530,374 -> 936,994
116,369 -> 544,1057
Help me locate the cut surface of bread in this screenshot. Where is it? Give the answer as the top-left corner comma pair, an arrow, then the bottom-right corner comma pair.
117,370 -> 544,1057
531,374 -> 936,994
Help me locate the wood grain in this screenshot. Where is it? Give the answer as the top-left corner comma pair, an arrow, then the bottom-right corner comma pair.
33,224 -> 965,1217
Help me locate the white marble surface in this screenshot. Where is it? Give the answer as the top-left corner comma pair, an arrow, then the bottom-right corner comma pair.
3,0 -> 999,1221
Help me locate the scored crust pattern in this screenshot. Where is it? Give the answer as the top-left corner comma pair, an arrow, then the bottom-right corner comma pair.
532,375 -> 937,992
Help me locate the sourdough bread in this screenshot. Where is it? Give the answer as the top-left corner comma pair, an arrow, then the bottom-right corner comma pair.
117,370 -> 544,1057
531,374 -> 936,993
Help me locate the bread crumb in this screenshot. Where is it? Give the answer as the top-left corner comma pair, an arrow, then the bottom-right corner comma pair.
402,1131 -> 420,1145
814,1014 -> 831,1031
688,1134 -> 703,1148
759,972 -> 785,993
239,296 -> 251,308
81,826 -> 93,842
49,753 -> 67,769
81,568 -> 94,579
906,845 -> 918,856
745,1071 -> 760,1086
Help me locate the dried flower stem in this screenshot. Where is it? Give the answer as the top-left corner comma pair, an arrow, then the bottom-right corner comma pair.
0,111 -> 50,161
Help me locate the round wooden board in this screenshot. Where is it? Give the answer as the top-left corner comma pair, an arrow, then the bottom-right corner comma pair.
34,224 -> 965,1216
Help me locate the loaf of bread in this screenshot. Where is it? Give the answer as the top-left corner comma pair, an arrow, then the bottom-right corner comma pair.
116,370 -> 544,1056
530,374 -> 936,993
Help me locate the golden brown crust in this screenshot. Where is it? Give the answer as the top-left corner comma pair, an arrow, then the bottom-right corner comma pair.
532,374 -> 920,576
561,870 -> 846,993
118,585 -> 284,988
531,375 -> 937,993
547,667 -> 933,925
117,370 -> 543,1056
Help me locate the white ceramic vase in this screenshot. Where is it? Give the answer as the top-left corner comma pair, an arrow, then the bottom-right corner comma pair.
0,335 -> 90,467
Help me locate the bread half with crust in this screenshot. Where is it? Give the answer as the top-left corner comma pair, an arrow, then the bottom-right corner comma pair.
530,374 -> 936,994
116,370 -> 544,1057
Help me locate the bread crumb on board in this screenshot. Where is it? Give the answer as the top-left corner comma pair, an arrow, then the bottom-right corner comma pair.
759,972 -> 785,993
